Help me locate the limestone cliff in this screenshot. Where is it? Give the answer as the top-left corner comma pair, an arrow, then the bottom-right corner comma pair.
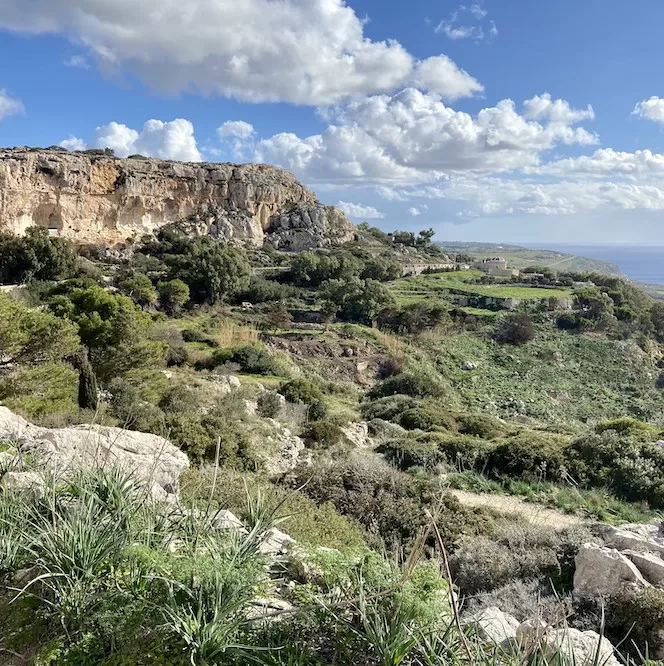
0,148 -> 356,250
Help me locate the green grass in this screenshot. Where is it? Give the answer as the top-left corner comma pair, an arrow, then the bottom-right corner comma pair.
448,470 -> 660,524
390,271 -> 571,306
419,326 -> 664,425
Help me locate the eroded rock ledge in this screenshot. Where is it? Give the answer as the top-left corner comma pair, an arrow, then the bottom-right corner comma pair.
0,148 -> 355,250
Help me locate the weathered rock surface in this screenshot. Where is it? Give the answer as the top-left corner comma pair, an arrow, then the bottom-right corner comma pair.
259,527 -> 297,557
0,471 -> 45,499
262,419 -> 311,475
0,405 -> 188,498
0,149 -> 355,250
574,543 -> 649,596
597,523 -> 664,557
340,421 -> 374,449
624,550 -> 664,587
537,628 -> 620,666
465,607 -> 520,645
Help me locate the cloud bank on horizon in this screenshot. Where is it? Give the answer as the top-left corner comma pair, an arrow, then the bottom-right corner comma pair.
0,0 -> 663,242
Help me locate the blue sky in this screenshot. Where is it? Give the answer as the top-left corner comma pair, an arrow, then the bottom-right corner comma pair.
1,0 -> 664,243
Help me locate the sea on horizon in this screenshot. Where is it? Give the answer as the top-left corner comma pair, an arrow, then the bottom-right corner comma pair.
524,243 -> 664,286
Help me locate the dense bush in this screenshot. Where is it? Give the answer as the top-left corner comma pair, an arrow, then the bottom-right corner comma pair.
323,277 -> 396,325
140,229 -> 251,304
457,413 -> 504,439
286,458 -> 490,551
361,394 -> 419,422
0,227 -> 78,285
450,523 -> 593,595
567,431 -> 664,507
486,433 -> 567,480
289,250 -> 362,287
210,343 -> 282,376
493,313 -> 536,345
256,391 -> 284,418
238,276 -> 293,304
433,434 -> 492,470
595,417 -> 659,441
47,285 -> 167,381
377,437 -> 442,472
378,303 -> 449,334
0,291 -> 79,367
157,279 -> 190,314
367,372 -> 444,399
117,272 -> 157,308
361,256 -> 403,282
280,378 -> 324,405
303,420 -> 347,449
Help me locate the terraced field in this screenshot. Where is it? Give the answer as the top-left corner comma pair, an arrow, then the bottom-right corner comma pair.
390,271 -> 572,305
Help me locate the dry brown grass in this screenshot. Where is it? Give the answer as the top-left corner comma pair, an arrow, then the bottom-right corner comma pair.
372,328 -> 409,359
215,321 -> 259,347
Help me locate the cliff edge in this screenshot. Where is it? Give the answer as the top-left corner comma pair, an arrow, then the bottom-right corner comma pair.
0,148 -> 355,250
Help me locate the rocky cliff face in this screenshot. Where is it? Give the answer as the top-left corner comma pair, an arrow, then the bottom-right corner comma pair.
0,148 -> 355,250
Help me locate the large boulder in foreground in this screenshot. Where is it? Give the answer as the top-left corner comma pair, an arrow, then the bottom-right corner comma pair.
0,406 -> 188,498
535,627 -> 620,666
574,543 -> 649,597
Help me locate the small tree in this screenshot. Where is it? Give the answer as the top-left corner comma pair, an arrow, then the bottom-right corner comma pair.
76,350 -> 99,410
118,273 -> 157,309
494,313 -> 536,345
157,279 -> 190,315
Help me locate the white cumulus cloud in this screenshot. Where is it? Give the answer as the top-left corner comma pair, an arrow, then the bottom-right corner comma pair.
0,89 -> 24,120
413,56 -> 483,100
0,0 -> 483,105
633,97 -> 664,124
408,207 -> 422,216
218,121 -> 256,140
254,89 -> 598,184
59,136 -> 87,151
91,118 -> 202,161
435,3 -> 495,42
337,201 -> 385,219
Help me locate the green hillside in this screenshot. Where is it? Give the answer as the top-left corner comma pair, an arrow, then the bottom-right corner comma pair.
2,227 -> 664,664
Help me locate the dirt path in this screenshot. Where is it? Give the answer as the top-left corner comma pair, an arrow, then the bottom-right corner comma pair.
450,489 -> 584,529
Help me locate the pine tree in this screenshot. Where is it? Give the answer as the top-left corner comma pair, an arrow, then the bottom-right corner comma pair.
77,351 -> 99,410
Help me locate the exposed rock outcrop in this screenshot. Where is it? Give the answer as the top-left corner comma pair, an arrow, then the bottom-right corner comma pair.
0,405 -> 188,499
0,148 -> 355,250
573,543 -> 649,597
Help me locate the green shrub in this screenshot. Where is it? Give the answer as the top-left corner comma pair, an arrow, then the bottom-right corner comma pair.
457,414 -> 504,439
567,431 -> 664,507
256,391 -> 284,418
607,587 -> 664,659
487,433 -> 567,480
211,343 -> 281,376
399,408 -> 440,431
398,405 -> 458,432
493,313 -> 536,345
280,378 -> 324,405
596,417 -> 659,441
433,434 -> 492,470
158,385 -> 204,414
556,313 -> 578,330
165,412 -> 256,467
157,279 -> 190,315
377,438 -> 442,472
182,328 -> 214,344
307,399 -> 329,421
285,458 -> 490,551
303,421 -> 347,449
107,378 -> 165,433
361,395 -> 419,422
0,227 -> 77,285
367,373 -> 444,399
